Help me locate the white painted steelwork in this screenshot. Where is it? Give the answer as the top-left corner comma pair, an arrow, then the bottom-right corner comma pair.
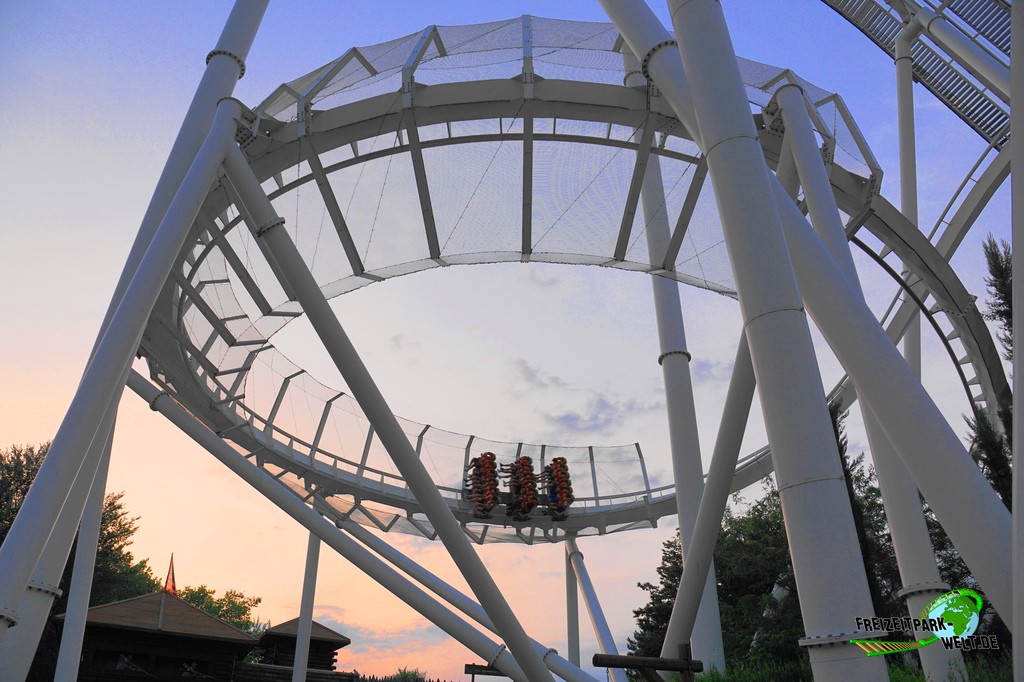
1,5 -> 1016,681
292,533 -> 320,682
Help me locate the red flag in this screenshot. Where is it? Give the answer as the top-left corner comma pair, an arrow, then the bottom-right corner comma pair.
164,555 -> 177,596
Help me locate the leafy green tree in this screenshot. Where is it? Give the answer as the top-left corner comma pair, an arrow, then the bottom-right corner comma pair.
389,666 -> 427,682
831,404 -> 902,621
626,532 -> 682,659
0,443 -> 160,607
0,443 -> 159,681
89,492 -> 162,605
179,584 -> 265,636
626,407 -> 900,670
714,480 -> 801,665
982,235 -> 1012,360
966,233 -> 1013,510
965,410 -> 1012,511
626,480 -> 803,668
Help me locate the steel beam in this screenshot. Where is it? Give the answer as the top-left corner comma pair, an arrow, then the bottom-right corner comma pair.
661,159 -> 706,270
625,53 -> 724,671
602,2 -> 885,678
566,551 -> 581,667
0,99 -> 242,641
337,519 -> 598,682
1010,2 -> 1023,677
298,135 -> 366,275
127,371 -> 528,682
403,112 -> 442,260
779,78 -> 965,680
613,117 -> 656,261
291,532 -> 320,682
221,143 -> 553,681
565,539 -> 627,682
774,181 -> 1012,615
52,422 -> 114,682
663,335 -> 754,654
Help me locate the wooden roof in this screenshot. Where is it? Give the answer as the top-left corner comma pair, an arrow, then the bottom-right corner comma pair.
58,591 -> 257,644
262,618 -> 351,647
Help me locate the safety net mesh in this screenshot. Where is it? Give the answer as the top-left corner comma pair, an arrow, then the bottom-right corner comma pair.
157,16 -> 876,543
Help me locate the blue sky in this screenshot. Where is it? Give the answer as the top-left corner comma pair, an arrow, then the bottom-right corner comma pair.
0,1 -> 1010,680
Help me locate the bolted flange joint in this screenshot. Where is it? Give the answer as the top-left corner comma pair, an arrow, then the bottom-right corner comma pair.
28,580 -> 63,599
149,391 -> 169,411
487,643 -> 507,667
206,49 -> 246,79
896,581 -> 949,599
255,217 -> 286,238
0,607 -> 18,628
640,40 -> 678,81
658,349 -> 692,365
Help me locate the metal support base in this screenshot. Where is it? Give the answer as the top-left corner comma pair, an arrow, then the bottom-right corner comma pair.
594,645 -> 702,682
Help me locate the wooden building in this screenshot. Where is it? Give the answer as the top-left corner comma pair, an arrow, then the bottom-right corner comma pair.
257,617 -> 351,671
57,590 -> 257,681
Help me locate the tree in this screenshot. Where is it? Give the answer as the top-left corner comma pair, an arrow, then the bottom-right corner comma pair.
0,443 -> 159,681
714,479 -> 802,665
831,404 -> 902,622
962,233 -> 1014,512
179,584 -> 265,636
626,532 -> 682,659
626,407 -> 900,671
626,480 -> 802,668
0,443 -> 160,607
982,235 -> 1012,360
390,666 -> 427,682
965,410 -> 1012,510
89,492 -> 162,605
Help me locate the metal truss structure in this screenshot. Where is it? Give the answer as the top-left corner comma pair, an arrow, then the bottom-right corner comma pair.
0,1 -> 1018,681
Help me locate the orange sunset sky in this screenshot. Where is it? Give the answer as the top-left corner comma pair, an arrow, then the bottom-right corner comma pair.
0,1 -> 1009,680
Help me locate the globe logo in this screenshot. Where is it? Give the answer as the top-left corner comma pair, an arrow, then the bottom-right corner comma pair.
922,588 -> 983,641
850,588 -> 990,656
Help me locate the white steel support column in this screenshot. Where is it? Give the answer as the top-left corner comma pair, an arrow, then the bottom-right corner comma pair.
126,371 -> 529,682
565,539 -> 627,682
0,1 -> 264,646
896,26 -> 923,382
52,424 -> 114,682
567,551 -> 581,667
602,1 -> 886,678
862,409 -> 963,679
777,81 -> 964,680
220,144 -> 554,682
292,532 -> 320,682
664,335 -> 754,651
0,99 -> 242,641
775,133 -> 801,197
776,85 -> 858,283
339,521 -> 597,682
108,0 -> 267,330
1010,2 -> 1023,677
891,32 -> 964,673
0,412 -> 112,680
623,56 -> 725,672
772,182 -> 1012,613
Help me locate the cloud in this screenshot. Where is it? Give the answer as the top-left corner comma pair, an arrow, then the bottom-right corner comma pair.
311,614 -> 467,679
527,268 -> 560,289
390,334 -> 421,351
691,358 -> 733,383
511,358 -> 568,389
313,617 -> 451,663
545,394 -> 663,435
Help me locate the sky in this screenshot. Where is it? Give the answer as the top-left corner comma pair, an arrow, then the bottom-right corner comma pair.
0,1 -> 1012,680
